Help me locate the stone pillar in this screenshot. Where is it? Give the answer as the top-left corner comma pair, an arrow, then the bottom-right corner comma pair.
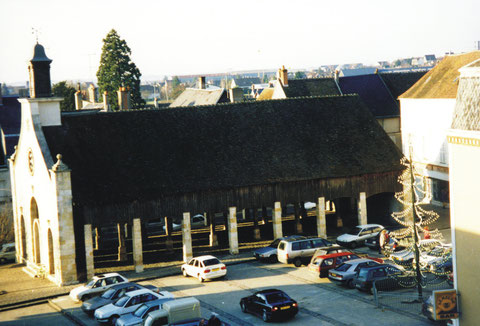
165,216 -> 173,251
94,227 -> 99,250
84,224 -> 94,280
132,218 -> 143,273
228,207 -> 239,255
241,208 -> 246,220
182,212 -> 193,262
208,212 -> 218,247
316,197 -> 326,238
294,203 -> 303,234
273,202 -> 283,239
358,192 -> 367,226
117,223 -> 127,262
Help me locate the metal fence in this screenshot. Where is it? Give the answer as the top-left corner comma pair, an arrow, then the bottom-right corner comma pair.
373,273 -> 453,320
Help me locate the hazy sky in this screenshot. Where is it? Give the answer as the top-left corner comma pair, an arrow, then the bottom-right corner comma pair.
1,0 -> 480,84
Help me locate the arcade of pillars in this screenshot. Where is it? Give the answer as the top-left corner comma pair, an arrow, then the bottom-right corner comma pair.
84,193 -> 368,276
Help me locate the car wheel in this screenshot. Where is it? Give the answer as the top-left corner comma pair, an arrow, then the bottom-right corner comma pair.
269,255 -> 277,263
294,258 -> 302,267
240,302 -> 247,313
110,315 -> 119,326
262,310 -> 270,322
198,274 -> 204,282
182,268 -> 188,277
347,279 -> 355,289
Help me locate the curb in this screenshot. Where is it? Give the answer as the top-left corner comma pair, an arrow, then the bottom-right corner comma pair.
48,299 -> 86,326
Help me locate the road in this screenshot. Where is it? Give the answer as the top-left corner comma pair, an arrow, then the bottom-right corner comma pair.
0,303 -> 73,326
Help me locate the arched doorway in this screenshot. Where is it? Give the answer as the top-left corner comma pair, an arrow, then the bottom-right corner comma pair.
20,215 -> 27,260
48,229 -> 55,275
31,198 -> 40,265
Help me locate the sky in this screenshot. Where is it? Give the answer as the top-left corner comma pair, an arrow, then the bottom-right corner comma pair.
1,0 -> 480,85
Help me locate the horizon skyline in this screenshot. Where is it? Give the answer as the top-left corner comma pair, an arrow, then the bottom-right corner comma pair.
1,0 -> 479,85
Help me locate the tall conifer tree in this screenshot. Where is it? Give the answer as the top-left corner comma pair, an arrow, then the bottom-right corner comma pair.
97,29 -> 145,110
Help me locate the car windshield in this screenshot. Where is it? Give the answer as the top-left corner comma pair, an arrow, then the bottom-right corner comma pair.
346,227 -> 362,236
265,292 -> 289,303
335,263 -> 351,272
114,296 -> 129,307
269,239 -> 280,248
101,288 -> 116,299
134,304 -> 149,317
203,258 -> 220,266
86,279 -> 97,287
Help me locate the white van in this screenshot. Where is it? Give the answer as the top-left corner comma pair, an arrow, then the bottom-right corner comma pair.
277,237 -> 337,267
144,297 -> 201,326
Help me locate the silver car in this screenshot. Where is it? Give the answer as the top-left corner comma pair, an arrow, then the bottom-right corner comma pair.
328,258 -> 380,288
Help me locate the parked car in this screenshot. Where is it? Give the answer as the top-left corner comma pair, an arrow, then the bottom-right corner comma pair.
70,273 -> 129,302
166,214 -> 207,232
0,243 -> 15,264
240,289 -> 298,322
428,251 -> 453,273
94,289 -> 173,324
309,252 -> 383,278
421,244 -> 452,268
81,282 -> 159,315
390,239 -> 444,266
181,255 -> 226,282
115,299 -> 170,326
353,264 -> 412,294
277,236 -> 337,267
328,258 -> 381,288
336,224 -> 384,248
253,235 -> 305,262
364,226 -> 410,251
144,297 -> 201,326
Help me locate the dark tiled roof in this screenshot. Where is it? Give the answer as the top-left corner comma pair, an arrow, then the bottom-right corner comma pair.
42,95 -> 403,205
170,88 -> 228,107
283,78 -> 340,98
0,96 -> 21,162
338,74 -> 399,118
451,74 -> 480,131
400,51 -> 480,99
379,72 -> 427,100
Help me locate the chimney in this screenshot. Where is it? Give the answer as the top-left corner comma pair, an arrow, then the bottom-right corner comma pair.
278,65 -> 288,86
103,91 -> 110,111
74,90 -> 82,110
228,88 -> 243,103
198,76 -> 206,89
117,86 -> 131,110
28,43 -> 52,98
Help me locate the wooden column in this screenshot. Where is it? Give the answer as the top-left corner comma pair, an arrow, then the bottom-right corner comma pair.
84,224 -> 94,280
182,212 -> 193,262
273,202 -> 283,239
165,216 -> 173,251
316,197 -> 326,238
94,227 -> 99,250
228,207 -> 239,254
132,218 -> 143,273
117,223 -> 127,262
252,208 -> 261,240
294,203 -> 303,234
208,212 -> 218,247
358,192 -> 367,226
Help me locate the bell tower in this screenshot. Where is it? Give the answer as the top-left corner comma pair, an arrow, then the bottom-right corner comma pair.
28,43 -> 52,98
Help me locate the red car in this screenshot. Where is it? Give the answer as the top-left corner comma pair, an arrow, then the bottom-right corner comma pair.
308,252 -> 383,278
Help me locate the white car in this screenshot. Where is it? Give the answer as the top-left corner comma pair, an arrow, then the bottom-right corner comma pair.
181,255 -> 226,282
164,214 -> 206,232
94,288 -> 173,324
336,224 -> 384,248
69,273 -> 129,302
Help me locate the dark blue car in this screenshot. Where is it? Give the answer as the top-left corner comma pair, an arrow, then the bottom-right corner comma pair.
240,289 -> 298,322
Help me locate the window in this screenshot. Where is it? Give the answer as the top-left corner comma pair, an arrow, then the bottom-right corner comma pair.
189,259 -> 195,266
312,239 -> 327,248
300,241 -> 312,250
203,258 -> 221,266
105,277 -> 115,285
116,276 -> 125,282
291,242 -> 301,251
255,295 -> 266,304
321,258 -> 334,266
194,260 -> 200,267
278,242 -> 285,250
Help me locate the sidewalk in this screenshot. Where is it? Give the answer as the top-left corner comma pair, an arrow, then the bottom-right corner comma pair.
0,250 -> 256,309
